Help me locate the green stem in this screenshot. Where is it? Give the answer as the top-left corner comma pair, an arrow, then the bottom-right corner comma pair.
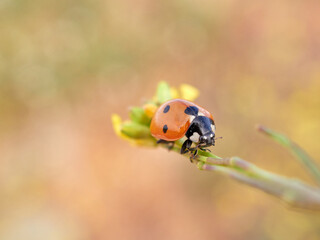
160,140 -> 320,210
257,125 -> 320,185
197,157 -> 320,210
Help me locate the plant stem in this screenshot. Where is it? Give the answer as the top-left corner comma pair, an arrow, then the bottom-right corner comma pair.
163,139 -> 320,210
257,125 -> 320,185
196,157 -> 320,210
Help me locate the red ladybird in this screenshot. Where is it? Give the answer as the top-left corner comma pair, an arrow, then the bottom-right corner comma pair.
150,99 -> 216,155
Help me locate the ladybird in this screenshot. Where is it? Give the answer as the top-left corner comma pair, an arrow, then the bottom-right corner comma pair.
150,99 -> 216,155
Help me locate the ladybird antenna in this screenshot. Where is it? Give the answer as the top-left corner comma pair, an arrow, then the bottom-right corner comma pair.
214,136 -> 223,141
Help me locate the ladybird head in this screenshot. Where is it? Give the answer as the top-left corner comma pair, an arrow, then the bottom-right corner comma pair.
199,132 -> 215,146
186,116 -> 216,147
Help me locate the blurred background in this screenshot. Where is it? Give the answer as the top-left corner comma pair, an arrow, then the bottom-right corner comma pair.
1,0 -> 320,239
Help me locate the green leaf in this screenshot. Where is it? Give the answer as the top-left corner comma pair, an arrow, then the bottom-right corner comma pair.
121,122 -> 151,139
129,107 -> 151,126
156,81 -> 172,103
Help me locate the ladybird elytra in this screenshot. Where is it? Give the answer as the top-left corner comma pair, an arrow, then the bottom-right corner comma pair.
150,99 -> 216,155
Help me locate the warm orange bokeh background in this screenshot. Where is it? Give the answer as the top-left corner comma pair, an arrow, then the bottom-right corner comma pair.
1,1 -> 320,239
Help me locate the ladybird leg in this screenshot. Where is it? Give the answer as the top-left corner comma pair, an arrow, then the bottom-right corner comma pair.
193,149 -> 198,157
199,142 -> 214,152
167,141 -> 175,151
187,144 -> 199,153
199,147 -> 211,152
181,139 -> 192,154
157,139 -> 168,144
157,139 -> 175,151
189,149 -> 198,163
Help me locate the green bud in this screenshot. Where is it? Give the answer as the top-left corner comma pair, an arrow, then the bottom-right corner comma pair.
156,81 -> 172,103
129,107 -> 151,126
121,122 -> 151,139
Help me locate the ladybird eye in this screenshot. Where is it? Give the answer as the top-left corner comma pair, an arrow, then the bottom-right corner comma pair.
163,124 -> 168,133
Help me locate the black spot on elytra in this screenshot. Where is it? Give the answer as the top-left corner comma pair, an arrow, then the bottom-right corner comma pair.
184,106 -> 199,116
163,105 -> 170,113
163,124 -> 168,133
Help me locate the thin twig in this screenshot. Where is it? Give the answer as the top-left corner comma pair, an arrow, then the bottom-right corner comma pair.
164,141 -> 320,210
193,157 -> 320,210
257,125 -> 320,185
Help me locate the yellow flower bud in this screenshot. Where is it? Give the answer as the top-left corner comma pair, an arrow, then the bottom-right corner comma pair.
111,114 -> 132,141
180,84 -> 199,101
143,103 -> 158,118
170,87 -> 179,99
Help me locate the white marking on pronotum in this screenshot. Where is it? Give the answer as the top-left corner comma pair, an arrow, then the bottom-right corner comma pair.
211,124 -> 216,133
190,132 -> 200,142
198,112 -> 205,116
189,115 -> 195,122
